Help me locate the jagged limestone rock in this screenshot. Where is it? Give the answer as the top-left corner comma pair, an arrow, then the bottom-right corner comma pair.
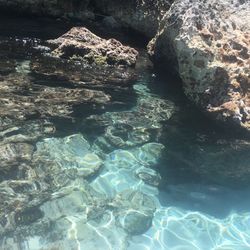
47,27 -> 138,67
149,0 -> 250,132
31,27 -> 139,86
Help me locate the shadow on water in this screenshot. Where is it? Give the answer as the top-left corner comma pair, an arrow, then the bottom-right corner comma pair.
0,12 -> 73,39
146,73 -> 250,219
158,183 -> 250,219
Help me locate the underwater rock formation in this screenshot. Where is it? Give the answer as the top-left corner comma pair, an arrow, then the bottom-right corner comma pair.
0,134 -> 103,236
0,132 -> 161,247
35,134 -> 102,178
149,0 -> 250,132
0,0 -> 249,131
114,190 -> 156,235
84,81 -> 175,155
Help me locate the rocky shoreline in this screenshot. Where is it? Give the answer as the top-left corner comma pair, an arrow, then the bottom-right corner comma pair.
95,0 -> 250,133
6,0 -> 250,131
0,9 -> 249,249
2,0 -> 248,132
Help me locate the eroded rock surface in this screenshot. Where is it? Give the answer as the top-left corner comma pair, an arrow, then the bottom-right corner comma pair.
149,0 -> 250,132
31,27 -> 139,86
47,27 -> 138,67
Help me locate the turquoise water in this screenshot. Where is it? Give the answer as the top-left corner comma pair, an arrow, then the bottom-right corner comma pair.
0,16 -> 250,250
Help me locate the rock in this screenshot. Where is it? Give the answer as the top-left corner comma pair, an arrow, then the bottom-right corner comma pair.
34,134 -> 102,178
107,149 -> 139,169
85,82 -> 175,154
93,0 -> 172,38
31,27 -> 139,86
0,143 -> 34,171
118,210 -> 153,235
149,0 -> 250,132
133,142 -> 165,166
1,72 -> 110,120
113,189 -> 156,235
46,27 -> 138,67
135,167 -> 162,187
31,56 -> 138,87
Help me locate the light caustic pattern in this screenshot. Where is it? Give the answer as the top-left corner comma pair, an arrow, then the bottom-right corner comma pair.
2,82 -> 250,250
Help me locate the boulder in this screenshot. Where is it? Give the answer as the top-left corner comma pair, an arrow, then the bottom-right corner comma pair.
34,134 -> 102,178
31,27 -> 139,86
148,0 -> 250,132
47,27 -> 138,67
113,189 -> 156,235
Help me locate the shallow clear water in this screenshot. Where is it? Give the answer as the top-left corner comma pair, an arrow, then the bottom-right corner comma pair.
0,16 -> 250,250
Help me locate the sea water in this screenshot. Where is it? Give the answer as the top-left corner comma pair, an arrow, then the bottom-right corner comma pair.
0,16 -> 250,250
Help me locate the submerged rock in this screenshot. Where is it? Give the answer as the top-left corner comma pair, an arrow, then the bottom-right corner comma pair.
34,134 -> 102,178
85,82 -> 175,155
0,133 -> 104,238
118,210 -> 153,235
0,143 -> 34,171
149,0 -> 250,132
113,190 -> 156,235
135,167 -> 162,187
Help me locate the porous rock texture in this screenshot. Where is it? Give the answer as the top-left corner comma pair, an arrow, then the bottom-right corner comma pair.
31,27 -> 139,86
148,0 -> 250,132
47,27 -> 138,67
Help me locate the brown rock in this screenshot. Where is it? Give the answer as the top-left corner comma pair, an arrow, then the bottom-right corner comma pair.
31,27 -> 139,86
149,0 -> 250,132
47,27 -> 138,67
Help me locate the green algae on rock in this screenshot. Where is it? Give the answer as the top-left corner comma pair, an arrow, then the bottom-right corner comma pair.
31,27 -> 139,87
46,27 -> 138,67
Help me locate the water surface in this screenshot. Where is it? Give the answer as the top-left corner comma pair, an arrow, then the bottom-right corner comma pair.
0,16 -> 250,250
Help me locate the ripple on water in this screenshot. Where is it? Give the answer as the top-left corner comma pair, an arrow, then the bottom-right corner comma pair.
128,208 -> 250,250
1,75 -> 250,250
